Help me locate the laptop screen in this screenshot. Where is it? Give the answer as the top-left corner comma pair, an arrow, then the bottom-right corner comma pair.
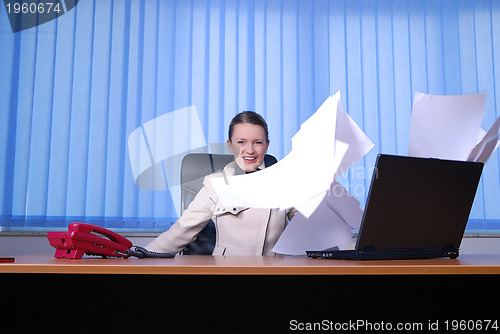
356,154 -> 483,251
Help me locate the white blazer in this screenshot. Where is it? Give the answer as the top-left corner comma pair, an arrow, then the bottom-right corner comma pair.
146,161 -> 296,256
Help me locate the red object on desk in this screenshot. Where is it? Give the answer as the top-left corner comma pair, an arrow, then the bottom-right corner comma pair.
47,223 -> 132,259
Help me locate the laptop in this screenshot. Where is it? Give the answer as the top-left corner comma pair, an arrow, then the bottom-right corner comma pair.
306,154 -> 484,260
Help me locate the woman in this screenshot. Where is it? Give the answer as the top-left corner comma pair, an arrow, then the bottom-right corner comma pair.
146,111 -> 296,256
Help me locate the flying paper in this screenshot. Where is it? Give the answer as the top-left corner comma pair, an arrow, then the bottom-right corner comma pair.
272,181 -> 363,255
210,91 -> 374,219
408,92 -> 488,160
408,91 -> 500,163
468,116 -> 500,163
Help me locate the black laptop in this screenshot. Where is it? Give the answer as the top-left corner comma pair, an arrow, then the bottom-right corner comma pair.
306,154 -> 484,260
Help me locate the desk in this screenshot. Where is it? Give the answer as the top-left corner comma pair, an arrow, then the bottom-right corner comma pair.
1,254 -> 500,275
2,254 -> 499,332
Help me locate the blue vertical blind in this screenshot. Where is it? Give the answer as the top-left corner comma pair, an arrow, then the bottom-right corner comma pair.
0,0 -> 499,231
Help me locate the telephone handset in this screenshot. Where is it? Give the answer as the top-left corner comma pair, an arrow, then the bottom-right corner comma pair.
47,223 -> 175,259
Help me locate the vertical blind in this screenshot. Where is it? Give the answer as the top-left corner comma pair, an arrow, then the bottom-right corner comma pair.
0,0 -> 499,231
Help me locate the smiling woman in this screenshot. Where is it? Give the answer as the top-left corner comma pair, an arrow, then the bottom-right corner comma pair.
227,111 -> 270,173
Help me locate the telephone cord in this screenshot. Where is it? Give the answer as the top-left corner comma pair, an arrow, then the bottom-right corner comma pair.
127,246 -> 176,258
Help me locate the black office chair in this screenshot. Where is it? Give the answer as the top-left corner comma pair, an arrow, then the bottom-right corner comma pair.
180,153 -> 278,255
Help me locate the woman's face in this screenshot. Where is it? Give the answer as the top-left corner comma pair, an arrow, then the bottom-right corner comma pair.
227,123 -> 270,172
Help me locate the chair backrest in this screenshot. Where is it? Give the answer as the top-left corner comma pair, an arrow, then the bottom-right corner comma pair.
180,153 -> 235,214
179,153 -> 277,255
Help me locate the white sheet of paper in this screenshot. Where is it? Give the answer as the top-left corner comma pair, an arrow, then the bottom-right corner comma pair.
272,180 -> 363,255
334,100 -> 376,178
476,127 -> 500,151
283,140 -> 348,213
293,190 -> 328,220
408,92 -> 487,160
271,202 -> 355,256
468,116 -> 500,163
325,181 -> 364,231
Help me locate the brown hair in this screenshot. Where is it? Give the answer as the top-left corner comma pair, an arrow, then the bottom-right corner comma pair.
228,111 -> 269,142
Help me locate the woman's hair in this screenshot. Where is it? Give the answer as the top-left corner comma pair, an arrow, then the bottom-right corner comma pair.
228,111 -> 269,142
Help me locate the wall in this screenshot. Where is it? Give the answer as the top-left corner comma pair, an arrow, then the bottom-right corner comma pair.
1,0 -> 500,231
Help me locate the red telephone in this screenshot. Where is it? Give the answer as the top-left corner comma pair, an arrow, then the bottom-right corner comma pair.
47,222 -> 175,259
47,223 -> 133,259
